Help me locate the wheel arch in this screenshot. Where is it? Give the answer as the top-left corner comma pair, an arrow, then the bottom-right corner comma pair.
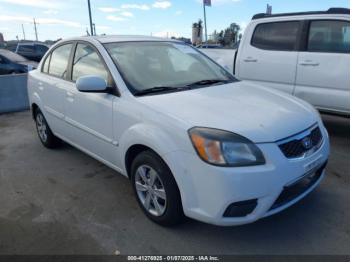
31,103 -> 39,119
119,123 -> 182,175
29,90 -> 43,120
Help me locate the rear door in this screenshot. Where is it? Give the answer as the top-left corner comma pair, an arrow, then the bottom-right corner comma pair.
295,19 -> 350,114
39,43 -> 74,135
237,20 -> 302,94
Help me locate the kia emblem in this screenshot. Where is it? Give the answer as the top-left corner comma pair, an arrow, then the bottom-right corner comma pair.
302,137 -> 313,150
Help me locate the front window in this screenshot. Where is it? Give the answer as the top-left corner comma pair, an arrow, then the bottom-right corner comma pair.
72,43 -> 109,82
251,21 -> 301,51
104,41 -> 235,95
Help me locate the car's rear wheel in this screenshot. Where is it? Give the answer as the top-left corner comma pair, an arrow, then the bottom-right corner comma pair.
131,150 -> 184,226
35,109 -> 61,148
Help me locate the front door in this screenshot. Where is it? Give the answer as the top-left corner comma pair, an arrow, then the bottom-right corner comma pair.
62,42 -> 117,166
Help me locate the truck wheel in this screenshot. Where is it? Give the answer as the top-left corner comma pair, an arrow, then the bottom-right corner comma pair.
35,109 -> 61,148
131,150 -> 184,226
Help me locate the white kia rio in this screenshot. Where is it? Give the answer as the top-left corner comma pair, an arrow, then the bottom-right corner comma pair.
28,36 -> 330,226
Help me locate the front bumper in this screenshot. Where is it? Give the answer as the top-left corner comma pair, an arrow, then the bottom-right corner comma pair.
163,125 -> 330,226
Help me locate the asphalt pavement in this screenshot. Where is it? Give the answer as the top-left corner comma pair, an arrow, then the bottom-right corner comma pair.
0,111 -> 349,255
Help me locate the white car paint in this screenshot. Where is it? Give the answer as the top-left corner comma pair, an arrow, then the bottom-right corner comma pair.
28,35 -> 330,226
201,11 -> 350,116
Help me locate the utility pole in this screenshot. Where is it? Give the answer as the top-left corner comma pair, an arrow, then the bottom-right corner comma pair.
22,24 -> 26,40
87,0 -> 94,36
203,0 -> 211,44
203,3 -> 207,44
33,18 -> 38,41
93,23 -> 96,36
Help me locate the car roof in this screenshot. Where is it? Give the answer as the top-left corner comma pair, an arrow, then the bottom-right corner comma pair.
60,35 -> 181,44
252,7 -> 350,20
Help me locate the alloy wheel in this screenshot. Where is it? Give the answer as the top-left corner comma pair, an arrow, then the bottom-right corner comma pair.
36,113 -> 48,143
135,165 -> 167,216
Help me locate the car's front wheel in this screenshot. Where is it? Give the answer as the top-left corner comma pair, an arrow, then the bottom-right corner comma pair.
35,109 -> 61,148
131,150 -> 184,226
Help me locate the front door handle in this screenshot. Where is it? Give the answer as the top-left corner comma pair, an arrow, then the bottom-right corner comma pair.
299,61 -> 320,66
244,57 -> 258,63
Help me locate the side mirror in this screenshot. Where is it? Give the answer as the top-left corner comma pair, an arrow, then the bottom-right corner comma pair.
76,75 -> 108,93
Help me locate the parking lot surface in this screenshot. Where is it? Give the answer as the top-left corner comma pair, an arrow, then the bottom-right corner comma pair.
0,111 -> 349,255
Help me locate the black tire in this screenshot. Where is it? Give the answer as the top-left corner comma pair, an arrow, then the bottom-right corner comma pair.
131,150 -> 184,226
34,108 -> 61,149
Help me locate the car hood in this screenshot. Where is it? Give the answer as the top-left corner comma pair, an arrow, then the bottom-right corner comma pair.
137,82 -> 318,143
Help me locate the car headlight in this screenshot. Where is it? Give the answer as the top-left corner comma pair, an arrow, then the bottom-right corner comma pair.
188,127 -> 265,167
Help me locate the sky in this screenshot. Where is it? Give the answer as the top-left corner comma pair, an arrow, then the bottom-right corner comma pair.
0,0 -> 350,41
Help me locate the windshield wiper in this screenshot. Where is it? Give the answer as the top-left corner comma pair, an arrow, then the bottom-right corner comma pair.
134,80 -> 231,96
134,86 -> 186,96
185,79 -> 231,87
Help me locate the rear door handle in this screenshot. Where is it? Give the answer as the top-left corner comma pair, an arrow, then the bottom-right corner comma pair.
300,61 -> 319,66
244,57 -> 258,63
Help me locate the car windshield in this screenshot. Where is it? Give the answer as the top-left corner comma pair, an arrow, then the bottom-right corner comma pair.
104,41 -> 236,95
0,50 -> 28,62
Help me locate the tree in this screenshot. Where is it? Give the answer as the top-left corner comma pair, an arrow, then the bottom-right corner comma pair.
223,23 -> 241,47
229,23 -> 241,43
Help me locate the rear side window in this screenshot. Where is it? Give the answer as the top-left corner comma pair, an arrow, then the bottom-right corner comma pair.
35,45 -> 49,53
308,20 -> 350,53
48,44 -> 73,78
72,43 -> 109,82
18,45 -> 35,52
251,22 -> 300,51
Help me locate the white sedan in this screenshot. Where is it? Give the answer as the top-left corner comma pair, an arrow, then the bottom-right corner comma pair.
28,36 -> 330,226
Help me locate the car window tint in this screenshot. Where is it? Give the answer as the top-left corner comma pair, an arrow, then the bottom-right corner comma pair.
251,22 -> 300,51
0,55 -> 5,64
42,54 -> 51,73
72,43 -> 108,82
36,45 -> 49,53
308,20 -> 350,53
18,45 -> 35,52
48,44 -> 72,78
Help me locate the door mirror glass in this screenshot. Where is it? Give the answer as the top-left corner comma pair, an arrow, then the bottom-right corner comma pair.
76,75 -> 108,93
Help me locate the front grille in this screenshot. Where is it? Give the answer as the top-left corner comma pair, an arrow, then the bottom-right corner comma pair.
278,126 -> 323,159
269,161 -> 327,211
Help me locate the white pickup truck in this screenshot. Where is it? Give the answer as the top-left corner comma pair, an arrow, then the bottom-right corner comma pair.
201,8 -> 350,116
